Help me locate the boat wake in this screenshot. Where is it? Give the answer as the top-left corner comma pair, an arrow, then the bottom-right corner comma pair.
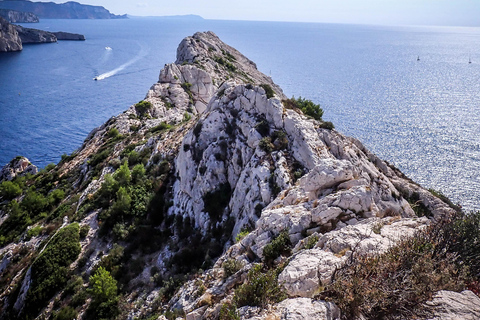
94,44 -> 148,81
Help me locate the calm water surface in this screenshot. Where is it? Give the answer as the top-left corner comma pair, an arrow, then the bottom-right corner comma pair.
0,19 -> 479,209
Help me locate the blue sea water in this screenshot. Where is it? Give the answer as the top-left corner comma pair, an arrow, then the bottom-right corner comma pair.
0,18 -> 479,210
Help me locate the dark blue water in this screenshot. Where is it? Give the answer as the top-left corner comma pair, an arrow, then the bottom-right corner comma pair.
1,19 -> 479,209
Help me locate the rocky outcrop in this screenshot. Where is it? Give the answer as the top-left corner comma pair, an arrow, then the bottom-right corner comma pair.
426,290 -> 480,320
0,156 -> 37,182
52,31 -> 85,41
0,0 -> 127,19
0,9 -> 38,23
0,16 -> 22,51
14,24 -> 56,43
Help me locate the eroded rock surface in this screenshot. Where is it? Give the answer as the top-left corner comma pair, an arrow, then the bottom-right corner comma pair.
0,16 -> 22,51
0,156 -> 38,182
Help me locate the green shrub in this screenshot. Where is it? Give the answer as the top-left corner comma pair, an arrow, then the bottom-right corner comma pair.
233,264 -> 286,308
135,100 -> 152,116
131,164 -> 146,183
149,122 -> 172,134
183,112 -> 192,122
48,188 -> 65,206
320,121 -> 335,130
272,130 -> 288,150
89,267 -> 118,303
235,229 -> 250,243
259,137 -> 274,153
219,302 -> 240,320
110,187 -> 131,218
53,306 -> 78,320
79,225 -> 90,239
24,223 -> 81,318
263,231 -> 291,265
223,258 -> 243,278
260,84 -> 275,99
283,97 -> 323,121
0,180 -> 22,200
114,161 -> 131,186
107,127 -> 121,139
21,191 -> 47,216
88,267 -> 119,320
26,225 -> 44,240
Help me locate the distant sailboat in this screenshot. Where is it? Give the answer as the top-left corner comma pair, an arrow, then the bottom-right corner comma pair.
417,56 -> 420,61
469,57 -> 472,64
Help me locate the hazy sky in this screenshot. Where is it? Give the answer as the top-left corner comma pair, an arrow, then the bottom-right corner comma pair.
52,0 -> 480,26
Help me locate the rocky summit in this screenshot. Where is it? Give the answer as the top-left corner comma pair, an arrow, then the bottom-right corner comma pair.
0,32 -> 479,320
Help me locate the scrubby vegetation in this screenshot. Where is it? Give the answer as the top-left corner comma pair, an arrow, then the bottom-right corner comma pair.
283,96 -> 324,121
322,211 -> 480,319
233,264 -> 286,308
260,84 -> 275,99
135,100 -> 153,117
23,223 -> 81,319
263,230 -> 292,265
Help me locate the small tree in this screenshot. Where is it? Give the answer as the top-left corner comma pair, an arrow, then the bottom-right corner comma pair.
114,161 -> 131,186
88,267 -> 119,319
89,267 -> 117,303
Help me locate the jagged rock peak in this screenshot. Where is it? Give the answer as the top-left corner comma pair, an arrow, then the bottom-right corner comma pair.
175,31 -> 285,98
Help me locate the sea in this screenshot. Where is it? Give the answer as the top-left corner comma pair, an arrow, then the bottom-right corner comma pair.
0,18 -> 479,210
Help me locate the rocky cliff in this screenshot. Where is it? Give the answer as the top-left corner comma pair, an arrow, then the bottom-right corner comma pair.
0,8 -> 38,23
0,32 -> 479,320
0,16 -> 21,51
14,24 -> 56,43
0,0 -> 127,19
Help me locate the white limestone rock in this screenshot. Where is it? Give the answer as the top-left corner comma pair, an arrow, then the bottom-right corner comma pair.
426,290 -> 480,320
275,298 -> 341,320
0,156 -> 38,182
278,217 -> 430,298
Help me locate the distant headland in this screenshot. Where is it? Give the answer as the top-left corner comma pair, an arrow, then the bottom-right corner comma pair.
0,0 -> 127,19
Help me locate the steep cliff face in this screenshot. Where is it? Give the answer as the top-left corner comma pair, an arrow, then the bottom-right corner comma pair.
0,9 -> 39,23
0,32 -> 479,320
0,16 -> 22,51
0,0 -> 127,19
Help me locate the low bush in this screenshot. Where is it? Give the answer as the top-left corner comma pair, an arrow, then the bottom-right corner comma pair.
219,302 -> 240,320
149,122 -> 172,134
259,137 -> 274,153
107,127 -> 121,139
135,100 -> 152,116
263,230 -> 291,265
222,258 -> 243,278
260,84 -> 275,99
0,180 -> 22,200
321,212 -> 480,319
233,264 -> 286,308
52,306 -> 78,320
320,121 -> 335,130
88,267 -> 120,320
283,97 -> 323,121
